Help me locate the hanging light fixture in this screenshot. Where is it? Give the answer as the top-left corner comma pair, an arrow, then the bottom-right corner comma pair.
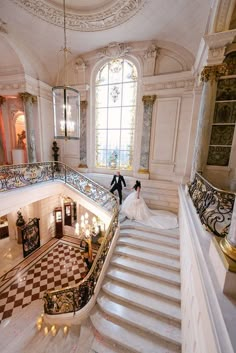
52,0 -> 80,140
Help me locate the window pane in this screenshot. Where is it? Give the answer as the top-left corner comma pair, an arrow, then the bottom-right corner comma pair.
121,107 -> 135,128
96,150 -> 107,167
210,125 -> 234,145
107,130 -> 120,149
96,108 -> 107,129
107,149 -> 119,169
123,60 -> 137,82
108,107 -> 121,129
95,59 -> 137,170
207,146 -> 231,166
120,150 -> 133,169
109,84 -> 122,107
96,64 -> 108,85
122,82 -> 137,106
96,130 -> 107,149
109,60 -> 123,84
96,86 -> 108,107
120,130 -> 134,150
213,102 -> 236,123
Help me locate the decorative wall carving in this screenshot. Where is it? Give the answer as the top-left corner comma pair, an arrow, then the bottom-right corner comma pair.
12,0 -> 146,32
144,79 -> 195,91
200,64 -> 228,82
97,42 -> 131,60
143,44 -> 159,76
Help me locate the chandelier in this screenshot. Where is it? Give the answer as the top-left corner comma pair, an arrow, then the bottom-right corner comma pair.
52,0 -> 80,140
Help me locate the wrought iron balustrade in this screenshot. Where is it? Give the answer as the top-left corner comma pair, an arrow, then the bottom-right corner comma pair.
43,211 -> 118,315
0,161 -> 119,316
0,162 -> 117,214
188,173 -> 235,237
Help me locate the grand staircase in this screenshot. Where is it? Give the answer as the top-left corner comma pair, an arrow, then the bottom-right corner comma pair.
90,220 -> 181,353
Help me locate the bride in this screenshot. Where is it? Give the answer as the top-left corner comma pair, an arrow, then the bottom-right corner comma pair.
121,180 -> 178,229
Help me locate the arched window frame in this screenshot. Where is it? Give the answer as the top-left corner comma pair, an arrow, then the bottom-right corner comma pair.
90,56 -> 141,174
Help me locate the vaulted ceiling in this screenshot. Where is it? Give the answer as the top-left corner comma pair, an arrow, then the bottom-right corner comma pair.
0,0 -> 212,84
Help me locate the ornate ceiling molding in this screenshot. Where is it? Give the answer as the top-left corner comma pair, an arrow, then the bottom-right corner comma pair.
12,0 -> 146,32
97,42 -> 131,59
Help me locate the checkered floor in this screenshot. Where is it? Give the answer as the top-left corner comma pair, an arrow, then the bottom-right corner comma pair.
0,240 -> 88,323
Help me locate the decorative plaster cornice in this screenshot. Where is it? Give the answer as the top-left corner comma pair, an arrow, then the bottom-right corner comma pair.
204,29 -> 236,50
12,0 -> 146,32
97,42 -> 132,60
143,77 -> 195,91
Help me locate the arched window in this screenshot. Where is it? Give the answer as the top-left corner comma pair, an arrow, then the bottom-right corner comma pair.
95,59 -> 137,170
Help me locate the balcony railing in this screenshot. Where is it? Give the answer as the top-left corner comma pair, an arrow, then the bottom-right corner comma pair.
0,162 -> 118,213
188,173 -> 235,237
0,161 -> 119,315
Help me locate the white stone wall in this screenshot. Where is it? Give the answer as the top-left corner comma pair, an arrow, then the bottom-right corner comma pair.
179,185 -> 236,353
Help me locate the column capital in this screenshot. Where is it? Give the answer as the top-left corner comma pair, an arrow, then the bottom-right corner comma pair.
19,92 -> 37,103
0,96 -> 6,106
200,64 -> 228,83
142,95 -> 157,104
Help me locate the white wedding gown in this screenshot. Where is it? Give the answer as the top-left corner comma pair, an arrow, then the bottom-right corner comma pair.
121,191 -> 178,229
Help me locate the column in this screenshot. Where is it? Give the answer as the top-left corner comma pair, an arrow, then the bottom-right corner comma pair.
78,100 -> 88,168
19,93 -> 37,163
138,95 -> 156,174
190,64 -> 227,180
0,96 -> 7,164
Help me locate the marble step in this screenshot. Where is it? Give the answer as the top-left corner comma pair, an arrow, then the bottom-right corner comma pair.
120,222 -> 180,238
97,294 -> 181,346
102,280 -> 181,323
107,266 -> 181,302
114,245 -> 180,271
117,237 -> 180,259
90,336 -> 132,353
111,254 -> 180,283
90,309 -> 181,353
120,228 -> 180,248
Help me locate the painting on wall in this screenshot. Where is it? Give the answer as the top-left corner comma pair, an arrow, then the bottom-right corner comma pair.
22,218 -> 40,258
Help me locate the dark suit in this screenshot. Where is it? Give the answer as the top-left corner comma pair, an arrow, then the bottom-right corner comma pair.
110,174 -> 126,204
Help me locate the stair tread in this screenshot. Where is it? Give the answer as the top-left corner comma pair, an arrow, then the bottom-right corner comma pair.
114,246 -> 180,270
111,255 -> 180,284
118,237 -> 180,256
102,281 -> 181,322
97,294 -> 181,345
107,267 -> 181,301
90,310 -> 181,353
120,222 -> 179,237
120,229 -> 180,247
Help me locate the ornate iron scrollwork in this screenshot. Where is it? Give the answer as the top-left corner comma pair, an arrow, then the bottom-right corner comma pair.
188,173 -> 235,237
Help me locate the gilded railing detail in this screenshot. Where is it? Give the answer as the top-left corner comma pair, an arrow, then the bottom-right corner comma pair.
188,173 -> 235,237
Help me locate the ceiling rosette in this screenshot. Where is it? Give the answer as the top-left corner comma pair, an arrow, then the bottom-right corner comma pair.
12,0 -> 147,31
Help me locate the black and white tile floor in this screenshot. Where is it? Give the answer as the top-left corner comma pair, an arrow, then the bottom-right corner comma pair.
0,239 -> 89,323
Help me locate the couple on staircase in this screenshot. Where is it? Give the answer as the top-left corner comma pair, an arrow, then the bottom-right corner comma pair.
110,171 -> 178,230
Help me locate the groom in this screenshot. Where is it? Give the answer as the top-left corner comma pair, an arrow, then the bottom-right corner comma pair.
110,171 -> 126,205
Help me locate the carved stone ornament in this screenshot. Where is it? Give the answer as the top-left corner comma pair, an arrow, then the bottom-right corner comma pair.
19,92 -> 37,103
97,42 -> 131,60
142,95 -> 157,104
12,0 -> 146,32
200,64 -> 228,83
0,19 -> 7,33
144,44 -> 159,59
